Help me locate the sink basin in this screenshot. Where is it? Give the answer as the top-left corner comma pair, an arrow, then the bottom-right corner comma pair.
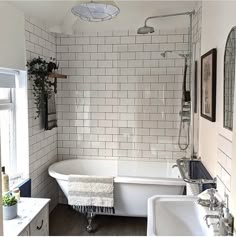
147,195 -> 215,236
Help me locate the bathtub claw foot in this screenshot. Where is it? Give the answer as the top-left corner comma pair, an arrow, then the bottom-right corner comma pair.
86,223 -> 93,233
86,212 -> 95,233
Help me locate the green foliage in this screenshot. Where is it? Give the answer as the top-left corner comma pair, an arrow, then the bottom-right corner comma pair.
26,57 -> 52,118
2,194 -> 17,207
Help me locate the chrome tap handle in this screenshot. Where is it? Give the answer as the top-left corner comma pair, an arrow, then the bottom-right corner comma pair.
207,188 -> 217,210
207,188 -> 216,197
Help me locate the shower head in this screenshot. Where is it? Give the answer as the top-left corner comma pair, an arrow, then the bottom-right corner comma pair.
137,25 -> 154,34
138,11 -> 194,35
161,51 -> 189,59
179,53 -> 190,59
161,50 -> 173,58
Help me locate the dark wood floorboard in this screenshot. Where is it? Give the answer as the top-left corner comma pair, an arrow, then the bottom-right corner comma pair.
49,204 -> 147,236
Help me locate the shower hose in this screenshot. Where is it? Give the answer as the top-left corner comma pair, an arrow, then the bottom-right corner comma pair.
178,59 -> 190,151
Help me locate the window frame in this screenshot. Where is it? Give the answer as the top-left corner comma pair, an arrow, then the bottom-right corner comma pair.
0,68 -> 29,188
0,88 -> 17,177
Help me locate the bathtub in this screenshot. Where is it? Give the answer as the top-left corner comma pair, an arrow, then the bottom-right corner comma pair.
48,159 -> 185,217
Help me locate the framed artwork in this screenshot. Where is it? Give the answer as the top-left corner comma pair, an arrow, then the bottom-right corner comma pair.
201,48 -> 217,122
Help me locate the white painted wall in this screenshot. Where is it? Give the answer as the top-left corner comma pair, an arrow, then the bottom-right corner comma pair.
0,143 -> 2,235
0,2 -> 26,70
199,1 -> 236,177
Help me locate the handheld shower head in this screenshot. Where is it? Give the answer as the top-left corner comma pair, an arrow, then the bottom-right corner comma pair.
137,25 -> 154,34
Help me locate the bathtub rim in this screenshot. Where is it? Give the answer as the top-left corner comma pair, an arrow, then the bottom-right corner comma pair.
48,159 -> 186,186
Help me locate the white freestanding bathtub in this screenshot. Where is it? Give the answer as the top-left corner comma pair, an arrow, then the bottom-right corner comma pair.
48,159 -> 185,217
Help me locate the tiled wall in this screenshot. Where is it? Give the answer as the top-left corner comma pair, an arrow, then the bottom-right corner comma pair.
217,135 -> 232,197
25,16 -> 58,210
56,29 -> 191,162
192,2 -> 202,46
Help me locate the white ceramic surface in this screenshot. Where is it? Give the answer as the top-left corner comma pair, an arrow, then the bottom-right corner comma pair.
147,195 -> 216,236
48,159 -> 185,217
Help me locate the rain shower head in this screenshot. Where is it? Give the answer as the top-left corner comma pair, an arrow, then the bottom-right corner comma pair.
137,25 -> 154,34
138,11 -> 195,36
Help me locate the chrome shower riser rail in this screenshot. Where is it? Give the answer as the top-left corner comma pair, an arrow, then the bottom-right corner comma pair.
139,10 -> 196,156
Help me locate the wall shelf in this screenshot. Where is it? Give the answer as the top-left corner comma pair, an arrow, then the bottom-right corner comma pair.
48,72 -> 67,79
48,72 -> 67,93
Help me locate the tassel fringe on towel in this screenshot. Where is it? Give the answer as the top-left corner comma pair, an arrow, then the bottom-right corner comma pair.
72,205 -> 115,214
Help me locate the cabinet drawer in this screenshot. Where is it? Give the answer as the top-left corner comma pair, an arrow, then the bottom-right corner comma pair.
19,226 -> 30,236
29,205 -> 49,236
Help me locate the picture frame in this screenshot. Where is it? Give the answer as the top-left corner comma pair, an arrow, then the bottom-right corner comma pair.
201,48 -> 217,122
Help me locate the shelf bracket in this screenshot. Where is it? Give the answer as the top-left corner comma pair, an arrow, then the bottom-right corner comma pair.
49,77 -> 57,94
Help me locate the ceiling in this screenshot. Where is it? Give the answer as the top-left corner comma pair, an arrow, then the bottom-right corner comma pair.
11,1 -> 198,34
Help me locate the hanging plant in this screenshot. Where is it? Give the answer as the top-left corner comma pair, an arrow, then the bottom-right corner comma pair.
26,57 -> 52,118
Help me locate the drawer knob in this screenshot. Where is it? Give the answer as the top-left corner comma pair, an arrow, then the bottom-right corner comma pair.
37,220 -> 44,230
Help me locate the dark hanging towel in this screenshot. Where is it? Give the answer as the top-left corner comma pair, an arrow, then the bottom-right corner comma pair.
45,92 -> 57,130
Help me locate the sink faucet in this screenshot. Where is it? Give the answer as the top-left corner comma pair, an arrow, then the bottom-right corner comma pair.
204,202 -> 224,228
204,214 -> 220,228
203,195 -> 234,235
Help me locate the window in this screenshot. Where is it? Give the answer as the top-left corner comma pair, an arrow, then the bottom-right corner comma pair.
0,88 -> 16,180
0,69 -> 28,188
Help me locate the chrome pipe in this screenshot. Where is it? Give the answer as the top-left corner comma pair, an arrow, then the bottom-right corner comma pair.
143,11 -> 195,26
189,11 -> 195,159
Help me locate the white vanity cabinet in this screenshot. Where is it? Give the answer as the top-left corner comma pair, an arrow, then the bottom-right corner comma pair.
19,226 -> 30,236
29,205 -> 49,236
3,198 -> 50,236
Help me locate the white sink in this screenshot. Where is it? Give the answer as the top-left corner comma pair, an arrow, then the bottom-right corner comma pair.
147,195 -> 216,236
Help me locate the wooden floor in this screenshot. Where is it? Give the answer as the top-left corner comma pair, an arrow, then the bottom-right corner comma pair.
49,204 -> 147,236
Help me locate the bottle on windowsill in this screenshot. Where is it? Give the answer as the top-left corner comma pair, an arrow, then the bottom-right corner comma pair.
1,166 -> 9,193
12,188 -> 20,202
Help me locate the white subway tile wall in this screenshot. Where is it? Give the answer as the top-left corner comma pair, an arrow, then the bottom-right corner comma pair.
192,2 -> 202,46
25,16 -> 58,210
56,28 -> 191,163
217,134 -> 232,197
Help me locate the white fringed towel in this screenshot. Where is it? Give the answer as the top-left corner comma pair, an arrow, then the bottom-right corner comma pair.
68,175 -> 114,213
